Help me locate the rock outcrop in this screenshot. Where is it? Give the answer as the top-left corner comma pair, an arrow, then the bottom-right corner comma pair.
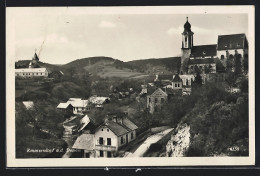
166,123 -> 190,157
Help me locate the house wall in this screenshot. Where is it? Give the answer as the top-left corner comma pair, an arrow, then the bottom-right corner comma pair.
147,94 -> 168,114
172,81 -> 182,90
94,127 -> 118,158
15,70 -> 48,77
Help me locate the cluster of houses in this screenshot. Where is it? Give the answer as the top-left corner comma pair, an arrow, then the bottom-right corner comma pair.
57,96 -> 138,158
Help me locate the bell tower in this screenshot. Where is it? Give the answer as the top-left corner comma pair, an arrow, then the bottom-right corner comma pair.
181,17 -> 193,74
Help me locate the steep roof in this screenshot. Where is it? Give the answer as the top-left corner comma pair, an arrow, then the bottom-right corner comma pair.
72,134 -> 94,150
190,45 -> 217,58
22,101 -> 34,110
189,58 -> 215,65
57,102 -> 71,109
122,118 -> 138,131
217,33 -> 248,50
103,121 -> 130,136
67,99 -> 89,108
172,74 -> 182,82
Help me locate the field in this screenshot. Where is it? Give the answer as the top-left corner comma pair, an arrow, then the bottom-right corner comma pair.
84,61 -> 146,78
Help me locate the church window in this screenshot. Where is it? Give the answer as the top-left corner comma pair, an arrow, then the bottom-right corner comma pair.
229,54 -> 234,59
221,55 -> 224,60
185,37 -> 187,42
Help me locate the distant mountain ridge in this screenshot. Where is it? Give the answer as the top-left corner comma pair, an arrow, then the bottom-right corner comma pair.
15,56 -> 182,78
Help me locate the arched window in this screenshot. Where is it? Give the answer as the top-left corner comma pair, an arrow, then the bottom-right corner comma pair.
229,54 -> 234,59
221,55 -> 224,60
185,37 -> 187,42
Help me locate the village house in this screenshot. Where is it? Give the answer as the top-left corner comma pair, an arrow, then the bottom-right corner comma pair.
147,87 -> 168,114
57,98 -> 90,114
88,96 -> 110,108
72,113 -> 138,158
56,102 -> 74,117
93,114 -> 138,158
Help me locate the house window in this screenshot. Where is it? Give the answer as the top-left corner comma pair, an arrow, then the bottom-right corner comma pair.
107,138 -> 111,146
178,83 -> 180,87
131,132 -> 134,139
121,137 -> 124,144
107,129 -> 109,132
99,137 -> 103,145
221,55 -> 224,60
175,83 -> 177,87
161,98 -> 164,103
107,151 -> 112,158
155,98 -> 158,103
100,150 -> 104,157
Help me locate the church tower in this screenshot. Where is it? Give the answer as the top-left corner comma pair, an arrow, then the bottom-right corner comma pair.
181,17 -> 193,74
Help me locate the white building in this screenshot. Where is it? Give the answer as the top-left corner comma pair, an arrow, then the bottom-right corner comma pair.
15,68 -> 48,78
94,116 -> 138,158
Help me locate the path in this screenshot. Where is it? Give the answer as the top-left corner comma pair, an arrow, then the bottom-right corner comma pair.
125,128 -> 174,157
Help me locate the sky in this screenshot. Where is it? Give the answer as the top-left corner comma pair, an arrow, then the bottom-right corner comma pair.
7,7 -> 248,64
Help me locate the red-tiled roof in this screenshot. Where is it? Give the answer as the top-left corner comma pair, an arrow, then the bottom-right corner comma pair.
190,45 -> 217,57
217,33 -> 248,50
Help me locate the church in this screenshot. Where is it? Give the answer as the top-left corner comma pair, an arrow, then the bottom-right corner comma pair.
180,17 -> 248,75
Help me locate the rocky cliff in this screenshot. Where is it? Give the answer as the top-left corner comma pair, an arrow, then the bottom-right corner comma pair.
166,123 -> 190,157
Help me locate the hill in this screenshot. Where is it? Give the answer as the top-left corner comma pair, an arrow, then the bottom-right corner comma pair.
127,57 -> 181,74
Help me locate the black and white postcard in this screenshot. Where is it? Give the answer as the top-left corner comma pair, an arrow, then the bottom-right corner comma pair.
6,6 -> 255,167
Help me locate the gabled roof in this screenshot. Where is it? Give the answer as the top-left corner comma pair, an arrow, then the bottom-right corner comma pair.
147,86 -> 158,95
72,134 -> 94,150
150,88 -> 168,97
89,96 -> 110,105
189,58 -> 215,65
122,118 -> 138,131
33,53 -> 39,61
67,99 -> 89,108
22,101 -> 34,110
102,121 -> 130,136
172,74 -> 182,82
57,102 -> 71,109
217,33 -> 248,50
78,114 -> 91,132
190,44 -> 217,58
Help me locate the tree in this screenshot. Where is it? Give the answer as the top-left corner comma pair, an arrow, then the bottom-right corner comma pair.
193,72 -> 202,87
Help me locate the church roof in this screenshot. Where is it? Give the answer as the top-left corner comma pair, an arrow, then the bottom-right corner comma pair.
183,17 -> 192,32
33,53 -> 39,61
190,44 -> 217,58
217,33 -> 248,50
172,74 -> 182,82
189,58 -> 215,65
